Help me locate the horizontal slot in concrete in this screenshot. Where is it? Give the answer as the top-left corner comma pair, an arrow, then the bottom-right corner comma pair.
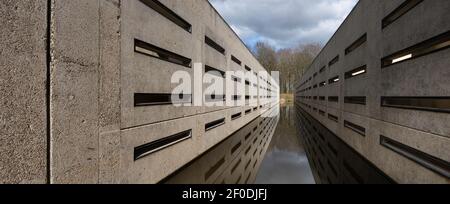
380,135 -> 450,179
328,76 -> 340,84
205,65 -> 225,78
382,0 -> 423,29
344,120 -> 366,137
205,95 -> 226,102
381,97 -> 450,113
204,157 -> 225,181
329,55 -> 340,67
345,65 -> 367,79
344,96 -> 367,105
139,0 -> 192,33
345,33 -> 367,55
231,142 -> 242,154
231,159 -> 242,174
381,30 -> 450,68
205,118 -> 226,131
232,95 -> 242,101
134,129 -> 192,160
231,55 -> 242,65
231,112 -> 242,120
328,114 -> 339,123
245,109 -> 252,115
205,36 -> 225,55
134,93 -> 192,107
134,39 -> 192,68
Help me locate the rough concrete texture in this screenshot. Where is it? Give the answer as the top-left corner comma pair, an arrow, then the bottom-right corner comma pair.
0,0 -> 48,184
295,0 -> 450,183
1,0 -> 277,183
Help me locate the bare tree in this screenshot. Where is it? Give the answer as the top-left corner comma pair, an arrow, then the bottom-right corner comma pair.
254,41 -> 322,94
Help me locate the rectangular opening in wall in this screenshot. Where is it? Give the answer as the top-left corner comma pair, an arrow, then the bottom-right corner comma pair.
328,76 -> 340,85
381,97 -> 450,113
380,135 -> 450,178
233,95 -> 242,101
231,55 -> 242,65
134,129 -> 192,160
382,0 -> 423,29
134,93 -> 192,107
232,76 -> 241,83
319,81 -> 327,87
134,39 -> 192,68
345,33 -> 367,55
139,0 -> 192,33
204,157 -> 225,180
329,55 -> 339,67
344,121 -> 366,136
381,30 -> 450,68
205,95 -> 226,102
345,65 -> 367,79
231,159 -> 242,174
319,66 -> 326,73
245,146 -> 252,155
319,96 -> 326,101
231,142 -> 242,154
319,110 -> 326,116
205,36 -> 225,55
232,112 -> 242,120
245,109 -> 252,115
245,65 -> 252,72
344,96 -> 367,105
205,65 -> 225,78
205,118 -> 226,131
245,160 -> 251,170
328,114 -> 339,122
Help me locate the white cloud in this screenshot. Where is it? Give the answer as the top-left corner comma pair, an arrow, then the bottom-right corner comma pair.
209,0 -> 358,49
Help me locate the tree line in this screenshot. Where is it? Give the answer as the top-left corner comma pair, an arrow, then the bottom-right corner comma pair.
253,41 -> 322,94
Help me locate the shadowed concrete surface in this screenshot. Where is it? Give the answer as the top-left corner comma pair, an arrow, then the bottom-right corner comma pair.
295,0 -> 450,184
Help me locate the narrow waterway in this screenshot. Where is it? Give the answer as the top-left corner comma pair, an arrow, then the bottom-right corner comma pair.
255,105 -> 315,184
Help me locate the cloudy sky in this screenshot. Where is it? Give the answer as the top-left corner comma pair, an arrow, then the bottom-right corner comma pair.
209,0 -> 358,50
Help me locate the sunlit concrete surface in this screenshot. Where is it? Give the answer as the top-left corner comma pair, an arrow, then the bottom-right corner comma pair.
0,0 -> 278,184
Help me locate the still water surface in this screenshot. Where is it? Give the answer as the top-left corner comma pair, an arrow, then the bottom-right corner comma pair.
255,105 -> 315,184
162,104 -> 393,184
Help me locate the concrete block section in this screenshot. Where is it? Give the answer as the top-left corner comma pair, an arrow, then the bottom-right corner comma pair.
0,0 -> 48,184
50,0 -> 100,184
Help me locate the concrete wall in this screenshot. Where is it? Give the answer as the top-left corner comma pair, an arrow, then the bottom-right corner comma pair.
295,0 -> 450,184
0,0 -> 48,184
1,0 -> 278,183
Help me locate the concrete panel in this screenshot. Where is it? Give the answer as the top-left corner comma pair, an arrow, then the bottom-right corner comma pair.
296,0 -> 450,183
0,0 -> 47,184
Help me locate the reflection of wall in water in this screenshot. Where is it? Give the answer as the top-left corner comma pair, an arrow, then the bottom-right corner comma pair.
295,106 -> 395,184
162,107 -> 279,184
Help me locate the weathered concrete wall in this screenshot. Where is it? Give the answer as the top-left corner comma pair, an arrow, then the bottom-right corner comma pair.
295,0 -> 450,184
0,0 -> 48,184
117,0 -> 278,184
1,0 -> 277,183
50,0 -> 121,184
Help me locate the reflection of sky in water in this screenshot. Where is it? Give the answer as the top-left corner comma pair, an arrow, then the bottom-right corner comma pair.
255,149 -> 315,184
255,105 -> 315,184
